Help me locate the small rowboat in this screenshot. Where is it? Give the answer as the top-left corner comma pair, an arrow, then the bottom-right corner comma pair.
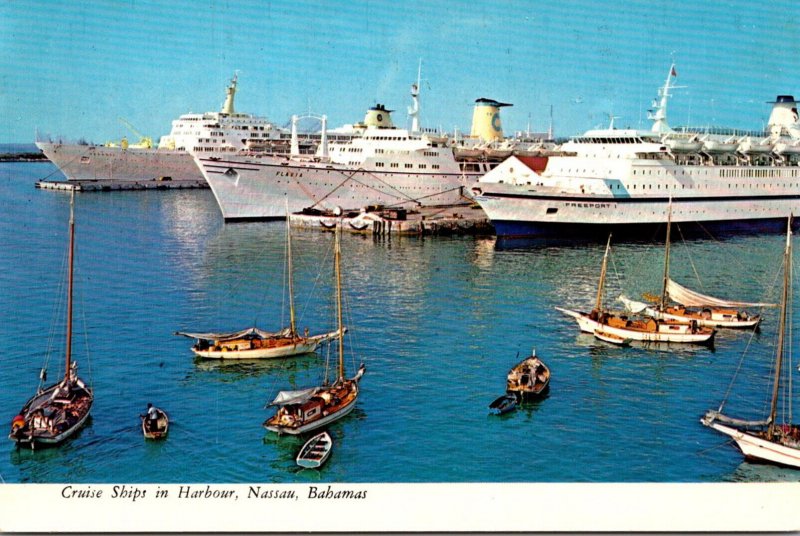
594,329 -> 632,347
296,431 -> 333,469
141,408 -> 169,440
489,394 -> 518,415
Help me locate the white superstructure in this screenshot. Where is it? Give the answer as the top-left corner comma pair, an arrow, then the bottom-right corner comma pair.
197,81 -> 500,220
472,65 -> 800,238
37,75 -> 293,183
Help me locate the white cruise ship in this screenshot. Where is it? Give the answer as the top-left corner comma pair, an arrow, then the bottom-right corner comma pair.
472,65 -> 800,238
37,75 -> 293,184
195,82 -> 506,220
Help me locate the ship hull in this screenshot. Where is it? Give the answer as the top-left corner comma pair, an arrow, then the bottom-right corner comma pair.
37,142 -> 203,183
197,156 -> 477,220
476,190 -> 800,239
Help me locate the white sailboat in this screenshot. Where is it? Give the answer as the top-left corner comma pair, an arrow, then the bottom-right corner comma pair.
264,221 -> 365,435
702,218 -> 800,469
619,201 -> 768,329
177,205 -> 339,359
9,191 -> 94,448
557,234 -> 716,344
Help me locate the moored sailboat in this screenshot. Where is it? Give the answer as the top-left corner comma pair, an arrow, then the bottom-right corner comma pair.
701,218 -> 800,469
9,191 -> 94,449
619,201 -> 768,329
177,203 -> 339,359
263,221 -> 365,435
557,234 -> 716,344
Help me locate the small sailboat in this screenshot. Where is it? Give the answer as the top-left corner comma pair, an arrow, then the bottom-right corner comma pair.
702,218 -> 800,469
9,191 -> 94,449
296,431 -> 333,468
488,394 -> 519,415
141,404 -> 169,440
619,201 -> 768,329
506,350 -> 550,400
557,234 -> 716,345
177,202 -> 339,359
264,221 -> 366,435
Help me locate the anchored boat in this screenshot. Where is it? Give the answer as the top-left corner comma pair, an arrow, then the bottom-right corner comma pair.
9,191 -> 93,449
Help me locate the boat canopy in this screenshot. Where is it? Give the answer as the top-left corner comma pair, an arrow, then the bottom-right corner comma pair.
704,410 -> 770,429
618,295 -> 649,314
666,279 -> 776,308
175,327 -> 292,342
269,387 -> 318,406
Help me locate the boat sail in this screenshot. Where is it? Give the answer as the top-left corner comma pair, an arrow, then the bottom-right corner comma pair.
177,204 -> 339,359
263,221 -> 365,435
619,201 -> 769,329
9,191 -> 94,449
702,218 -> 800,468
556,234 -> 716,344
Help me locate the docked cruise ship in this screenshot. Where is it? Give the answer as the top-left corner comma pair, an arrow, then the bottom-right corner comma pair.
472,66 -> 800,238
37,75 -> 294,184
195,84 -> 511,220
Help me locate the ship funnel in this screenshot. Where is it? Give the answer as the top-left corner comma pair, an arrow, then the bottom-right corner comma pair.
767,95 -> 800,139
221,74 -> 238,115
471,98 -> 512,142
364,104 -> 394,128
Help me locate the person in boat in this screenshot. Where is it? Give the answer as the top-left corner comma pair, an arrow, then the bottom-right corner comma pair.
145,403 -> 159,428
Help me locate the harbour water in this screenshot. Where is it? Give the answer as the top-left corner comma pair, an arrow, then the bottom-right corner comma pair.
1,161 -> 800,484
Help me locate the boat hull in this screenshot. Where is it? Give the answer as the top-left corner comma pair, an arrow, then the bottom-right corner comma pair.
37,142 -> 203,183
296,431 -> 333,468
197,156 -> 478,220
557,307 -> 715,344
9,382 -> 93,449
141,410 -> 169,440
704,421 -> 800,469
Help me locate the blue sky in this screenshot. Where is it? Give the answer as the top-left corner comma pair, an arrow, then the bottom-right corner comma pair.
2,0 -> 799,143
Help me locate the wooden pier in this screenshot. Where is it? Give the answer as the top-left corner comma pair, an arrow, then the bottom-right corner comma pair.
35,179 -> 209,191
289,204 -> 494,236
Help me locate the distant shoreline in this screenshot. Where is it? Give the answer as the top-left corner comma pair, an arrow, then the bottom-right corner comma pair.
0,152 -> 48,162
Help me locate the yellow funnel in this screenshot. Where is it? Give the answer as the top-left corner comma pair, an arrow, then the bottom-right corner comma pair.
363,104 -> 394,128
470,98 -> 512,141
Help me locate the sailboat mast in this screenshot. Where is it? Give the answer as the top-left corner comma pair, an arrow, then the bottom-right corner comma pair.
65,190 -> 76,383
285,200 -> 296,336
595,233 -> 612,311
334,222 -> 345,382
768,218 -> 792,437
661,200 -> 673,311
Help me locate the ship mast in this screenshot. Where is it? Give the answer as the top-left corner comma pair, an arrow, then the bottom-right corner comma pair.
649,63 -> 678,134
661,199 -> 673,311
595,233 -> 612,312
285,199 -> 296,336
65,190 -> 76,385
408,59 -> 422,133
768,218 -> 792,437
334,221 -> 345,382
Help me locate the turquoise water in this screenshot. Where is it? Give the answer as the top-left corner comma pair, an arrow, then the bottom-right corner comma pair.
1,162 -> 799,483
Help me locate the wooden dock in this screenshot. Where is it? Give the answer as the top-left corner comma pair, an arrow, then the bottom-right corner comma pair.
35,179 -> 209,191
289,204 -> 494,236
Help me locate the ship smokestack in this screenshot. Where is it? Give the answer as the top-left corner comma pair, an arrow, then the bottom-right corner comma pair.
364,104 -> 394,128
221,74 -> 237,115
471,98 -> 512,142
767,95 -> 800,139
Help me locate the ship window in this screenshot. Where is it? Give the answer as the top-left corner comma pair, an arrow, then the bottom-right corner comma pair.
546,207 -> 558,214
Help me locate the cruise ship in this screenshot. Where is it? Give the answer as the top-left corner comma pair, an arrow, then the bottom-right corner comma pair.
37,75 -> 294,184
195,83 -> 512,220
472,65 -> 800,238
